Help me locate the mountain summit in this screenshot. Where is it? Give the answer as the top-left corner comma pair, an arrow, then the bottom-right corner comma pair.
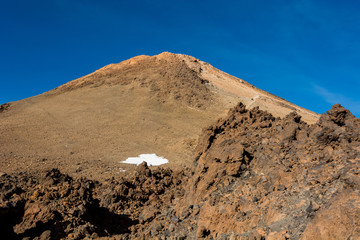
53,52 -> 318,121
0,52 -> 318,180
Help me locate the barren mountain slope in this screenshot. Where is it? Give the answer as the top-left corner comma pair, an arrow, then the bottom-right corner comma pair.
0,52 -> 318,180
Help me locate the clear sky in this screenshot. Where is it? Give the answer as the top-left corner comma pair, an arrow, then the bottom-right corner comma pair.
1,0 -> 359,116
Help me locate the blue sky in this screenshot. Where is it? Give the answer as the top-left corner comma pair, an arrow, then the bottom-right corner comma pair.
1,0 -> 359,116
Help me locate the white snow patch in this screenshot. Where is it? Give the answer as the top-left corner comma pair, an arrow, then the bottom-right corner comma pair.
119,168 -> 126,173
121,154 -> 169,166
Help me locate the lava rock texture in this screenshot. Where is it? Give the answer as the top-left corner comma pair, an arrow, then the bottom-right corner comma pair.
178,103 -> 360,239
1,103 -> 360,239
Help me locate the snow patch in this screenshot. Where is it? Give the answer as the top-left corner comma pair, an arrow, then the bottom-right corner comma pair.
121,154 -> 169,166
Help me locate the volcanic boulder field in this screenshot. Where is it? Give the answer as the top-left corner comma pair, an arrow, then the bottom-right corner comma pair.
1,53 -> 359,239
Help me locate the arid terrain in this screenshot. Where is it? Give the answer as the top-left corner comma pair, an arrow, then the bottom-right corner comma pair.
0,52 -> 318,180
1,103 -> 359,239
2,53 -> 359,239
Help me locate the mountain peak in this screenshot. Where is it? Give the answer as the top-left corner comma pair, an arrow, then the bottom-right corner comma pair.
50,52 -> 318,123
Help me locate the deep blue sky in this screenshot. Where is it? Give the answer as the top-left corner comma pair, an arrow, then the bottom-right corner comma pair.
1,0 -> 359,116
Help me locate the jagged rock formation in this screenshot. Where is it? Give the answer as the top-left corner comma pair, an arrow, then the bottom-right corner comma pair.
174,103 -> 360,239
1,103 -> 359,239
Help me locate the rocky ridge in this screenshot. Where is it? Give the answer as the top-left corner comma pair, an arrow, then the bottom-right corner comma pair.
1,103 -> 359,239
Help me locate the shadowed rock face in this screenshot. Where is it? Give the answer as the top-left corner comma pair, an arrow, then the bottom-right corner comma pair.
1,103 -> 359,239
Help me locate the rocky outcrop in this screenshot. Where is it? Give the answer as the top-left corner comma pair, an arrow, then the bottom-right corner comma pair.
0,103 -> 10,113
174,103 -> 360,239
1,103 -> 359,239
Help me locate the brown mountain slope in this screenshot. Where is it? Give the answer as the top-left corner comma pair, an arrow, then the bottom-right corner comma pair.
0,52 -> 319,180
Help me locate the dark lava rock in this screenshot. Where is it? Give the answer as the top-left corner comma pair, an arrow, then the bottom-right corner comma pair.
0,103 -> 10,113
